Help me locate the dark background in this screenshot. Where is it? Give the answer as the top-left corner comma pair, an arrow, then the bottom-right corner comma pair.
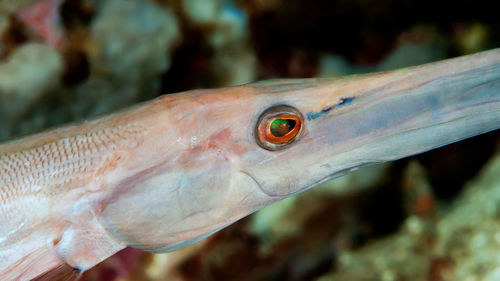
1,0 -> 499,280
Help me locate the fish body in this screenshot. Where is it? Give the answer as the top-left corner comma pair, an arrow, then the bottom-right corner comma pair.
1,49 -> 500,280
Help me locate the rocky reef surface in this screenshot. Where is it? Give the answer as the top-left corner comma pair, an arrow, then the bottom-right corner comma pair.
1,0 -> 499,280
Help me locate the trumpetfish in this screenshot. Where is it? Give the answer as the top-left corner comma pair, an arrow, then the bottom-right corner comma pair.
0,48 -> 499,280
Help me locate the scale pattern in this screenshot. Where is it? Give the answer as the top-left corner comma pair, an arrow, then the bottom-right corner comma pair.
0,124 -> 144,221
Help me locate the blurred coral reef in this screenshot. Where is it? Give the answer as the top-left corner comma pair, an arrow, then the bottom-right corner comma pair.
1,0 -> 499,280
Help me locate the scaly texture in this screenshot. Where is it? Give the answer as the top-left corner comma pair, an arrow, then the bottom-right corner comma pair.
0,120 -> 145,280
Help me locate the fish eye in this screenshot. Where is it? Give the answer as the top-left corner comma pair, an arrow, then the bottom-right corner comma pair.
255,105 -> 304,151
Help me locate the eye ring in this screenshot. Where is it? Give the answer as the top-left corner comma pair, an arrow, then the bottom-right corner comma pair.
255,105 -> 304,151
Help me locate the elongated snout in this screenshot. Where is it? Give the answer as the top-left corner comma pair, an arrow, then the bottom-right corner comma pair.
242,49 -> 500,197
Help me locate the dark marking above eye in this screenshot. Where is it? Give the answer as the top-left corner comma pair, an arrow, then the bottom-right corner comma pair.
338,97 -> 354,107
306,111 -> 326,120
322,105 -> 333,112
306,96 -> 355,120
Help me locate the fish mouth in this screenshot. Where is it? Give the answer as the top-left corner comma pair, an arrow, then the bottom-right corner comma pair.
309,161 -> 383,189
239,169 -> 286,198
239,161 -> 383,199
238,167 -> 350,198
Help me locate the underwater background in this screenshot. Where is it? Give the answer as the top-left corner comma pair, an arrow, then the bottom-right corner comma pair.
1,0 -> 499,280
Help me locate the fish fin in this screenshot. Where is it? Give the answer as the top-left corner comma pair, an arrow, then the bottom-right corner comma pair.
31,263 -> 82,281
55,211 -> 125,272
0,242 -> 63,281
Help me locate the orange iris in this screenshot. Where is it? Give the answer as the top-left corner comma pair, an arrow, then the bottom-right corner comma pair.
255,105 -> 304,151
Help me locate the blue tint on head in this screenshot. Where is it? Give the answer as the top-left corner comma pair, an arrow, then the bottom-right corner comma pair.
306,97 -> 355,120
338,97 -> 354,107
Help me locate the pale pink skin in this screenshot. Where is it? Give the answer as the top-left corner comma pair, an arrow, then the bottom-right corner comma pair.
1,49 -> 499,280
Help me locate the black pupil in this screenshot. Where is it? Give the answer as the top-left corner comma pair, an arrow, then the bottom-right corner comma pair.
270,119 -> 296,137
